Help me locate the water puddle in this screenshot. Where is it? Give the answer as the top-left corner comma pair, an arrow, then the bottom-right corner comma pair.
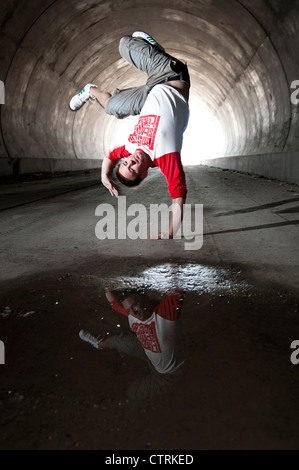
0,263 -> 298,449
103,262 -> 252,295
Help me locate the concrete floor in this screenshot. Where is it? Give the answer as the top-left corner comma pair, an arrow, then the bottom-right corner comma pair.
0,165 -> 299,450
0,164 -> 298,293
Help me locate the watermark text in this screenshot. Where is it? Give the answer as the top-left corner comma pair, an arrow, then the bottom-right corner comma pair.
0,81 -> 4,105
290,340 -> 299,365
104,453 -> 194,466
95,196 -> 203,251
291,80 -> 299,105
0,340 -> 5,365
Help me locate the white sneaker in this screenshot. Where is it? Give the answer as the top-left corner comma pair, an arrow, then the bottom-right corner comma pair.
132,31 -> 165,52
69,83 -> 97,111
79,329 -> 107,350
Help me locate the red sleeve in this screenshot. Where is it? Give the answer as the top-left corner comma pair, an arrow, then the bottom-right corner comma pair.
154,152 -> 187,199
106,146 -> 131,164
154,293 -> 184,321
110,300 -> 129,317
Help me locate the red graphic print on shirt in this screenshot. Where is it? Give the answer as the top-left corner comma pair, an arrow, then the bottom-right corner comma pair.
128,115 -> 160,151
131,321 -> 162,353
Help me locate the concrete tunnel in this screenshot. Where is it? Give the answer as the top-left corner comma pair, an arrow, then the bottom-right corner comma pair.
1,0 -> 299,452
1,0 -> 299,181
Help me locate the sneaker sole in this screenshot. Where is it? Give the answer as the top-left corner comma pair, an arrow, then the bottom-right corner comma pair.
132,31 -> 165,52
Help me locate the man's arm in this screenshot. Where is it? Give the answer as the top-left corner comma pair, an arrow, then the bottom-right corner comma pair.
105,291 -> 129,317
105,290 -> 119,303
101,146 -> 131,197
101,157 -> 119,198
169,197 -> 185,239
148,152 -> 187,240
148,197 -> 185,240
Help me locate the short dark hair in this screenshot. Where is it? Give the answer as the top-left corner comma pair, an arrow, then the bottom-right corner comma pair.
113,160 -> 142,187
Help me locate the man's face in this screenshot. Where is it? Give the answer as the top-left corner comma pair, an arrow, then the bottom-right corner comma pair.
118,151 -> 149,182
122,296 -> 150,321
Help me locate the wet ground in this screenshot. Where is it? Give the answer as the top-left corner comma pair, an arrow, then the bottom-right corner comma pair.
0,166 -> 299,450
0,262 -> 299,450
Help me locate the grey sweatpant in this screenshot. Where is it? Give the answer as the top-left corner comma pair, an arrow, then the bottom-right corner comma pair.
111,330 -> 185,402
105,35 -> 190,119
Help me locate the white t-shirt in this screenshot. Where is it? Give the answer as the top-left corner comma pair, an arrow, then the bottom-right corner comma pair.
110,293 -> 186,375
125,84 -> 189,160
128,312 -> 185,375
107,84 -> 189,199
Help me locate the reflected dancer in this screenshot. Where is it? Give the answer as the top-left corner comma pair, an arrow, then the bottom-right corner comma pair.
79,287 -> 187,402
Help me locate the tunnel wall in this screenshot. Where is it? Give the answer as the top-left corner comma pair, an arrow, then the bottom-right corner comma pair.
200,0 -> 299,184
0,0 -> 299,182
202,151 -> 299,185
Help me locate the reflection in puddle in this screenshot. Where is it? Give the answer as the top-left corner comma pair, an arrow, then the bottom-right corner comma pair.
77,263 -> 257,404
1,261 -> 298,449
103,263 -> 251,295
79,284 -> 187,403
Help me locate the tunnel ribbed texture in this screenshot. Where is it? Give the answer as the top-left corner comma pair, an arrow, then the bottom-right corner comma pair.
0,0 -> 298,172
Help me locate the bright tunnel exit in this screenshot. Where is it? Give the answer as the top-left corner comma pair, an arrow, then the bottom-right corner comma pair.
181,97 -> 227,165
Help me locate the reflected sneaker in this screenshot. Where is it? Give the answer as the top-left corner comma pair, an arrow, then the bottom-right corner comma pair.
79,329 -> 107,350
69,83 -> 97,111
132,31 -> 165,52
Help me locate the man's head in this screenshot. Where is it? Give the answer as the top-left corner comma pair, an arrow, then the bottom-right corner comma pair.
114,150 -> 150,187
120,290 -> 153,322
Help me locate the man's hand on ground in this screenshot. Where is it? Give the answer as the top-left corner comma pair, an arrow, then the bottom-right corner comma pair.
147,232 -> 172,240
147,198 -> 185,241
101,176 -> 119,198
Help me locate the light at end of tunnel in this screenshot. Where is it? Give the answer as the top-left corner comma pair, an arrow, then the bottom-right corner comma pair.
182,100 -> 227,165
103,99 -> 227,165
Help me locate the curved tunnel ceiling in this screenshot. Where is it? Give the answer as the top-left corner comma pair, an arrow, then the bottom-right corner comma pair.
0,0 -> 299,170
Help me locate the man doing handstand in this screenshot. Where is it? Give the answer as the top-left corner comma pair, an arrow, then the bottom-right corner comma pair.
70,32 -> 190,239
